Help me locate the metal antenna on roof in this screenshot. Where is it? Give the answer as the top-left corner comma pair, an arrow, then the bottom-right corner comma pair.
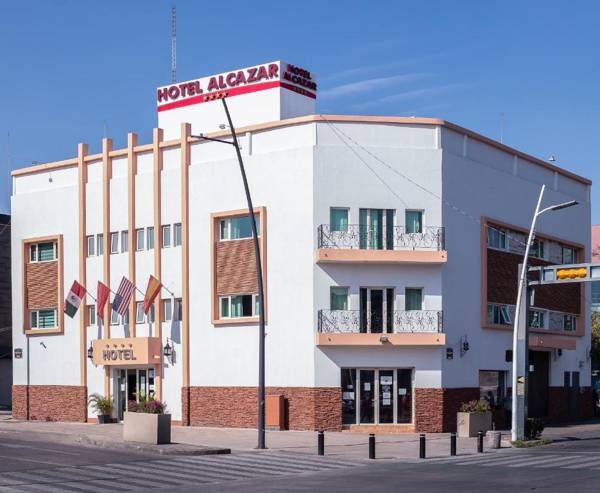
171,4 -> 177,83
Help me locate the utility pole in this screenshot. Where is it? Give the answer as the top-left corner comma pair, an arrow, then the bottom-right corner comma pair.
192,97 -> 266,449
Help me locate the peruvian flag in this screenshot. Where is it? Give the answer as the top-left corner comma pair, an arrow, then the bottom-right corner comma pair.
64,281 -> 86,318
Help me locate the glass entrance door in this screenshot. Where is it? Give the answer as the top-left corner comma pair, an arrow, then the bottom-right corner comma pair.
342,368 -> 413,425
116,367 -> 155,421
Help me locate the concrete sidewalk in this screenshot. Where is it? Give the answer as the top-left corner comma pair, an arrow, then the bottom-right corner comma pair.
0,418 -> 511,460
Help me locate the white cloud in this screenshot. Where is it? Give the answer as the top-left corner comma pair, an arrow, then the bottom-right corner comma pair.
319,73 -> 431,99
352,84 -> 469,111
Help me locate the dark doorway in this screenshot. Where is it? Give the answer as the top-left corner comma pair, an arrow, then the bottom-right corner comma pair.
528,351 -> 550,418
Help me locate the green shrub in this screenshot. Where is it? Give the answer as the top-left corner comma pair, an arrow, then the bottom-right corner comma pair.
87,393 -> 113,415
525,418 -> 544,440
459,399 -> 490,413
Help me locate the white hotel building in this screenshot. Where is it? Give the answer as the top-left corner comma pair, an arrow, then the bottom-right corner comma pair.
11,61 -> 592,432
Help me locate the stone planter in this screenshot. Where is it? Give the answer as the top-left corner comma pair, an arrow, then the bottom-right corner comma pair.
123,412 -> 171,444
457,411 -> 492,438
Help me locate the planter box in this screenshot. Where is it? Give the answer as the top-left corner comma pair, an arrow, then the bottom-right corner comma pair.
123,412 -> 171,444
97,415 -> 111,424
457,411 -> 492,438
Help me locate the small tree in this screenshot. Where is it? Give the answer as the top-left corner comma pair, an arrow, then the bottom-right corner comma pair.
592,312 -> 600,371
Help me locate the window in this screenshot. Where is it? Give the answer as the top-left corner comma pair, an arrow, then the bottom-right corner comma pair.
97,234 -> 104,255
528,309 -> 545,329
562,247 -> 576,264
174,298 -> 182,321
330,287 -> 349,310
479,370 -> 507,408
147,227 -> 154,250
148,304 -> 155,323
330,208 -> 349,232
531,239 -> 545,259
163,299 -> 172,321
487,226 -> 507,250
173,223 -> 182,246
563,314 -> 577,332
219,215 -> 260,240
405,288 -> 422,311
30,309 -> 57,328
162,225 -> 171,248
29,242 -> 56,262
220,294 -> 258,318
110,309 -> 119,325
488,304 -> 511,325
405,210 -> 423,234
121,230 -> 129,253
136,228 -> 145,251
87,305 -> 96,326
110,232 -> 119,254
136,302 -> 145,323
86,236 -> 95,257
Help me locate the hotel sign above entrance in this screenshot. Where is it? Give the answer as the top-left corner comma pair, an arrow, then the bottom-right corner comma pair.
92,337 -> 161,366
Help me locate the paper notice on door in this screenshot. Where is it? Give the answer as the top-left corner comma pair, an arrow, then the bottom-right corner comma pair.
380,376 -> 393,385
382,392 -> 391,399
342,392 -> 355,400
383,399 -> 391,406
398,388 -> 407,395
364,382 -> 371,391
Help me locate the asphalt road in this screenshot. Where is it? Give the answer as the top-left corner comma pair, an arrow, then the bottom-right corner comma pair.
1,431 -> 600,492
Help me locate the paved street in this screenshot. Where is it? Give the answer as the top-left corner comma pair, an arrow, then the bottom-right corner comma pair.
2,423 -> 600,491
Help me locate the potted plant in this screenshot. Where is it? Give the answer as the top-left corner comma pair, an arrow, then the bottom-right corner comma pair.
457,399 -> 492,437
88,393 -> 113,424
123,392 -> 171,444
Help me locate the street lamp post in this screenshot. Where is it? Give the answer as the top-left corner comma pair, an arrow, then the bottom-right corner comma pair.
511,184 -> 577,441
192,97 -> 267,449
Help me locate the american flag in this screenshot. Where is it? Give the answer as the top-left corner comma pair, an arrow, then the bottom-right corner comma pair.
111,276 -> 135,316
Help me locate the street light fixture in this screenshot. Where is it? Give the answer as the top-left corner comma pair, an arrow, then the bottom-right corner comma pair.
192,97 -> 267,449
511,184 -> 577,441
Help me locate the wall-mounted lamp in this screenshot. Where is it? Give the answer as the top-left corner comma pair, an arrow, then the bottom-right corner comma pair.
87,343 -> 93,360
446,347 -> 454,360
163,339 -> 173,362
379,335 -> 389,344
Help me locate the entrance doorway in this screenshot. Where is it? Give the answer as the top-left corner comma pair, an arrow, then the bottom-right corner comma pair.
341,368 -> 413,425
115,368 -> 155,421
527,351 -> 549,418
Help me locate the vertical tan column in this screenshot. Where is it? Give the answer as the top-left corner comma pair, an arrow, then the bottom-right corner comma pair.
78,143 -> 88,390
180,123 -> 191,418
153,128 -> 164,400
102,138 -> 112,397
102,138 -> 113,338
127,133 -> 138,336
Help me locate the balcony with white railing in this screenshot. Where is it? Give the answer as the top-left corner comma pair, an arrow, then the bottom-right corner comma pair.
315,309 -> 445,346
315,224 -> 447,264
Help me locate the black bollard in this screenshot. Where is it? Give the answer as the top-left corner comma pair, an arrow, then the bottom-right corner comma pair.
450,432 -> 457,456
369,434 -> 376,459
477,431 -> 484,453
419,433 -> 426,459
317,430 -> 324,456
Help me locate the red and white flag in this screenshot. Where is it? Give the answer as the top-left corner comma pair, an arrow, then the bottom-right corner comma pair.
64,281 -> 86,318
97,281 -> 110,319
112,277 -> 135,316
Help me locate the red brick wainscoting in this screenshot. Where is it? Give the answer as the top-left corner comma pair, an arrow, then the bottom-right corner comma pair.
182,387 -> 342,431
12,385 -> 87,422
415,388 -> 480,432
548,386 -> 593,422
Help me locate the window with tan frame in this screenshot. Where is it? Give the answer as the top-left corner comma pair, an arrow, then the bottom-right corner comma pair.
22,235 -> 63,335
211,207 -> 267,325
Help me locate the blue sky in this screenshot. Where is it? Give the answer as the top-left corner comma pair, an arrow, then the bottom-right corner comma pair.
1,1 -> 599,219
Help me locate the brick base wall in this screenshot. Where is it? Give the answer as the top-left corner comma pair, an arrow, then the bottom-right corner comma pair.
12,385 -> 87,422
182,387 -> 342,431
548,386 -> 594,422
414,388 -> 480,432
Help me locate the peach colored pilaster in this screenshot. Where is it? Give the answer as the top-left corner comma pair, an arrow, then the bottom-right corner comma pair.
127,133 -> 138,337
180,123 -> 191,390
78,143 -> 88,387
153,128 -> 164,400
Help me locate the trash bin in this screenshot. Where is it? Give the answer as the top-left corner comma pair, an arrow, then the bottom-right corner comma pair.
488,431 -> 501,449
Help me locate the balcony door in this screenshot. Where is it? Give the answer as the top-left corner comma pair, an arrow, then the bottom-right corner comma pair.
360,287 -> 394,333
359,209 -> 394,250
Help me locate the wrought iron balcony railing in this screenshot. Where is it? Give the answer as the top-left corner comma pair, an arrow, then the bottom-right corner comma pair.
317,224 -> 445,251
318,309 -> 443,334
